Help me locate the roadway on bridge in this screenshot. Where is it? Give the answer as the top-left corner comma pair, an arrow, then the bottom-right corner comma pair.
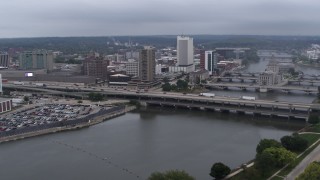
4,83 -> 318,110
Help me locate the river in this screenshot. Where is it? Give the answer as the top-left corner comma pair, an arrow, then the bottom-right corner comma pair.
0,107 -> 304,180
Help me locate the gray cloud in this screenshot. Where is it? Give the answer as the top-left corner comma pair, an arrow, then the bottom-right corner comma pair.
1,0 -> 320,37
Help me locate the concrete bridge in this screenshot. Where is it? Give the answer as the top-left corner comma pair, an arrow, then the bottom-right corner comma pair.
106,92 -> 317,121
214,76 -> 257,83
205,83 -> 318,93
216,76 -> 320,86
145,100 -> 308,120
223,73 -> 320,85
4,84 -> 320,121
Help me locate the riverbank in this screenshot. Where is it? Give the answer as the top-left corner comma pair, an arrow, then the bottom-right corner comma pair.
229,124 -> 320,180
0,105 -> 136,144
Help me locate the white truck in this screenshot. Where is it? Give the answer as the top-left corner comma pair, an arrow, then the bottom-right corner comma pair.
241,96 -> 256,101
199,93 -> 215,97
13,81 -> 24,85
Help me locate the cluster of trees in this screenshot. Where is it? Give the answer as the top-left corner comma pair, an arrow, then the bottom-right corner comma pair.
281,134 -> 308,152
297,161 -> 320,180
255,146 -> 296,173
148,170 -> 195,180
162,79 -> 189,92
238,135 -> 310,179
88,92 -> 104,101
210,162 -> 231,179
288,68 -> 300,77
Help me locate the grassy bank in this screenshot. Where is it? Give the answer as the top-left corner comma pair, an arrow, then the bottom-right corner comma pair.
230,125 -> 320,180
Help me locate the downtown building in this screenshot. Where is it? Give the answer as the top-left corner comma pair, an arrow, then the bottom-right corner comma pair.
83,56 -> 109,79
169,36 -> 194,73
125,59 -> 139,77
19,50 -> 54,71
139,46 -> 155,82
128,46 -> 160,89
0,52 -> 9,68
204,50 -> 219,75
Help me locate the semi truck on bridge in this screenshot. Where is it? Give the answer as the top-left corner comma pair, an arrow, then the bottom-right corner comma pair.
241,96 -> 256,101
13,81 -> 24,85
199,93 -> 215,97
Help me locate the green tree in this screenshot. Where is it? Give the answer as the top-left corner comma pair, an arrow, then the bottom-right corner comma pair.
256,147 -> 296,170
256,139 -> 282,154
308,114 -> 320,125
148,170 -> 195,180
54,56 -> 65,63
162,77 -> 170,83
195,77 -> 200,85
296,161 -> 320,180
88,92 -> 103,101
281,135 -> 308,152
241,167 -> 262,180
288,68 -> 295,75
23,96 -> 29,102
255,149 -> 275,173
171,84 -> 177,91
201,79 -> 207,84
210,162 -> 231,179
162,83 -> 172,92
176,79 -> 188,91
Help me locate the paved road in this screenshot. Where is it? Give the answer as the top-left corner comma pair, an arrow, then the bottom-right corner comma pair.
286,140 -> 320,179
4,83 -> 316,110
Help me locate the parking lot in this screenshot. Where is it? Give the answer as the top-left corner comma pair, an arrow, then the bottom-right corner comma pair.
0,104 -> 99,132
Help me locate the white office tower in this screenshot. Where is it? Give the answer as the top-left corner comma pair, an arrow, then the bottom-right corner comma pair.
177,36 -> 194,72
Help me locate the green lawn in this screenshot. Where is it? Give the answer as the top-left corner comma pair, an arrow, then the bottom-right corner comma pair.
305,124 -> 320,133
230,166 -> 280,180
299,134 -> 320,145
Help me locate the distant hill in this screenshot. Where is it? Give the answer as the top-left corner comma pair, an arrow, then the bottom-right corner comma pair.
0,35 -> 320,54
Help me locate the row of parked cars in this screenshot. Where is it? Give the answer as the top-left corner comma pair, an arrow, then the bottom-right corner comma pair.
0,104 -> 95,132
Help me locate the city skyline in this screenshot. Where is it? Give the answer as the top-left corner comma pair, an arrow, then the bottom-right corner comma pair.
1,0 -> 320,38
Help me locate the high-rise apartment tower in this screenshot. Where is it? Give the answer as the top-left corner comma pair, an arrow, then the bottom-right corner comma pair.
139,46 -> 155,82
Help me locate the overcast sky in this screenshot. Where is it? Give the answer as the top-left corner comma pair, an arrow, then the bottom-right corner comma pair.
1,0 -> 320,38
